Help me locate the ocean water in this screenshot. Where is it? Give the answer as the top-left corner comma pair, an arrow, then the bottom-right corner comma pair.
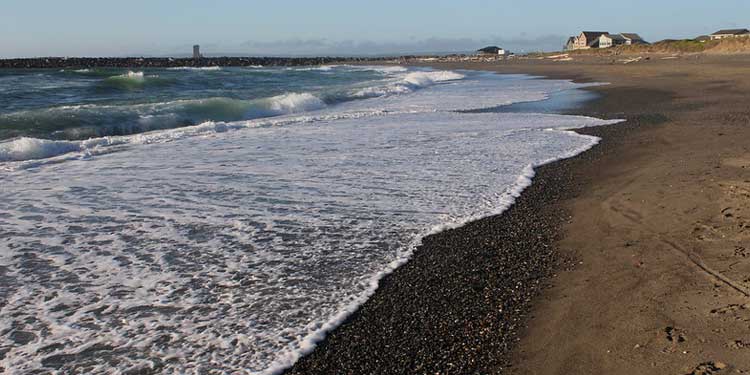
0,65 -> 620,374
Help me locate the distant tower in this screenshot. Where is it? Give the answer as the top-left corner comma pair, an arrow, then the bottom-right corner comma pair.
193,45 -> 201,59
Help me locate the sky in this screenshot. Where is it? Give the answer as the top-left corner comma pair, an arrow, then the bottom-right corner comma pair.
1,0 -> 749,58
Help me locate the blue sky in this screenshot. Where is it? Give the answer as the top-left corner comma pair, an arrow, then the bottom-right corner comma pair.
2,0 -> 749,57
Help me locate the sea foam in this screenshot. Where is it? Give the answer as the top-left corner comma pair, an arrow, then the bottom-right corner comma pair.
354,70 -> 465,98
0,68 -> 472,164
0,71 -> 601,166
0,69 -> 625,374
267,92 -> 326,113
166,66 -> 222,71
0,110 -> 621,374
0,137 -> 82,162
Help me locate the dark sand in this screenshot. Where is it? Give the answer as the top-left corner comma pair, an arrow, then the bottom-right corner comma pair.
287,54 -> 750,374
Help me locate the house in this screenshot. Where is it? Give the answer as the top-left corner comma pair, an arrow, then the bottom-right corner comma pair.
573,31 -> 609,49
598,33 -> 627,48
477,46 -> 507,56
566,31 -> 648,50
564,37 -> 576,51
710,29 -> 750,40
620,33 -> 648,45
694,35 -> 711,43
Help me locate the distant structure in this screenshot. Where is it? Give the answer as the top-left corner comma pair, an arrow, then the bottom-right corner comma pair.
566,31 -> 648,50
477,46 -> 508,56
570,31 -> 609,50
709,29 -> 750,40
620,33 -> 647,45
193,45 -> 202,59
598,33 -> 626,48
564,37 -> 576,51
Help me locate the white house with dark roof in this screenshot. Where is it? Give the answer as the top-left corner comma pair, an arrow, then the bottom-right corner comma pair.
598,34 -> 627,48
710,29 -> 750,40
564,37 -> 577,51
566,31 -> 648,50
620,33 -> 647,45
572,31 -> 609,49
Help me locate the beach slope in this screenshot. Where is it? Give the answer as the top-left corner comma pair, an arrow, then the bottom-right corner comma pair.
288,54 -> 750,374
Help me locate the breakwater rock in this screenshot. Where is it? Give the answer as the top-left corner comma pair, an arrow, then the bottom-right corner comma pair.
0,56 -> 395,69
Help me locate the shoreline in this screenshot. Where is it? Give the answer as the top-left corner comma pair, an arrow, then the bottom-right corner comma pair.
284,71 -> 652,374
287,55 -> 750,374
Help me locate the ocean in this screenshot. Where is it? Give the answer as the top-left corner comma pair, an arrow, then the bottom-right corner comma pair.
0,65 -> 619,374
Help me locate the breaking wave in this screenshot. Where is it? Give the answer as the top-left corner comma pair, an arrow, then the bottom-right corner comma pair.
101,71 -> 158,90
0,137 -> 83,162
290,65 -> 409,75
353,71 -> 465,98
1,69 -> 465,142
166,66 -> 223,71
0,109 -> 397,165
0,92 -> 330,141
0,68 -> 471,165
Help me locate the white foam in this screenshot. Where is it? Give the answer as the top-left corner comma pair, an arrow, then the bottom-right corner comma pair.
336,65 -> 409,74
403,70 -> 465,86
289,65 -> 408,75
166,66 -> 222,71
120,71 -> 144,79
0,137 -> 83,162
364,65 -> 409,74
1,70 -> 626,373
0,109 -> 400,168
267,92 -> 326,114
290,65 -> 336,71
353,70 -> 465,98
0,71 -> 599,166
0,68 -> 469,165
101,71 -> 148,88
0,111 -> 622,374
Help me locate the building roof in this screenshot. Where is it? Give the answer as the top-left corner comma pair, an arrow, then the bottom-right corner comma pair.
581,31 -> 609,40
566,37 -> 576,44
477,46 -> 504,53
711,29 -> 750,35
604,33 -> 627,41
695,35 -> 711,41
620,33 -> 644,40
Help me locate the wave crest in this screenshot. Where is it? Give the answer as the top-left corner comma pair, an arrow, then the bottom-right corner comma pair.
101,71 -> 148,89
268,93 -> 326,114
167,66 -> 222,71
0,67 -> 470,165
354,70 -> 465,98
0,137 -> 82,162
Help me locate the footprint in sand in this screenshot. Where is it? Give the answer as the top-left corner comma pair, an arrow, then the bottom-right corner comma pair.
685,361 -> 728,375
710,303 -> 749,315
663,326 -> 688,353
666,326 -> 687,343
727,340 -> 750,350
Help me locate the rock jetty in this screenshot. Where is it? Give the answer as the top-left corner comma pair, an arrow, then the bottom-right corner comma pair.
0,54 -> 522,69
0,56 -> 392,69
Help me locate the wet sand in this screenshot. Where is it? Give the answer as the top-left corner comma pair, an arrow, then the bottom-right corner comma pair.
287,54 -> 750,374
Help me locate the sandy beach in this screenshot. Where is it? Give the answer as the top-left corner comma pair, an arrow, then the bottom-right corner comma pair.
287,54 -> 750,374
